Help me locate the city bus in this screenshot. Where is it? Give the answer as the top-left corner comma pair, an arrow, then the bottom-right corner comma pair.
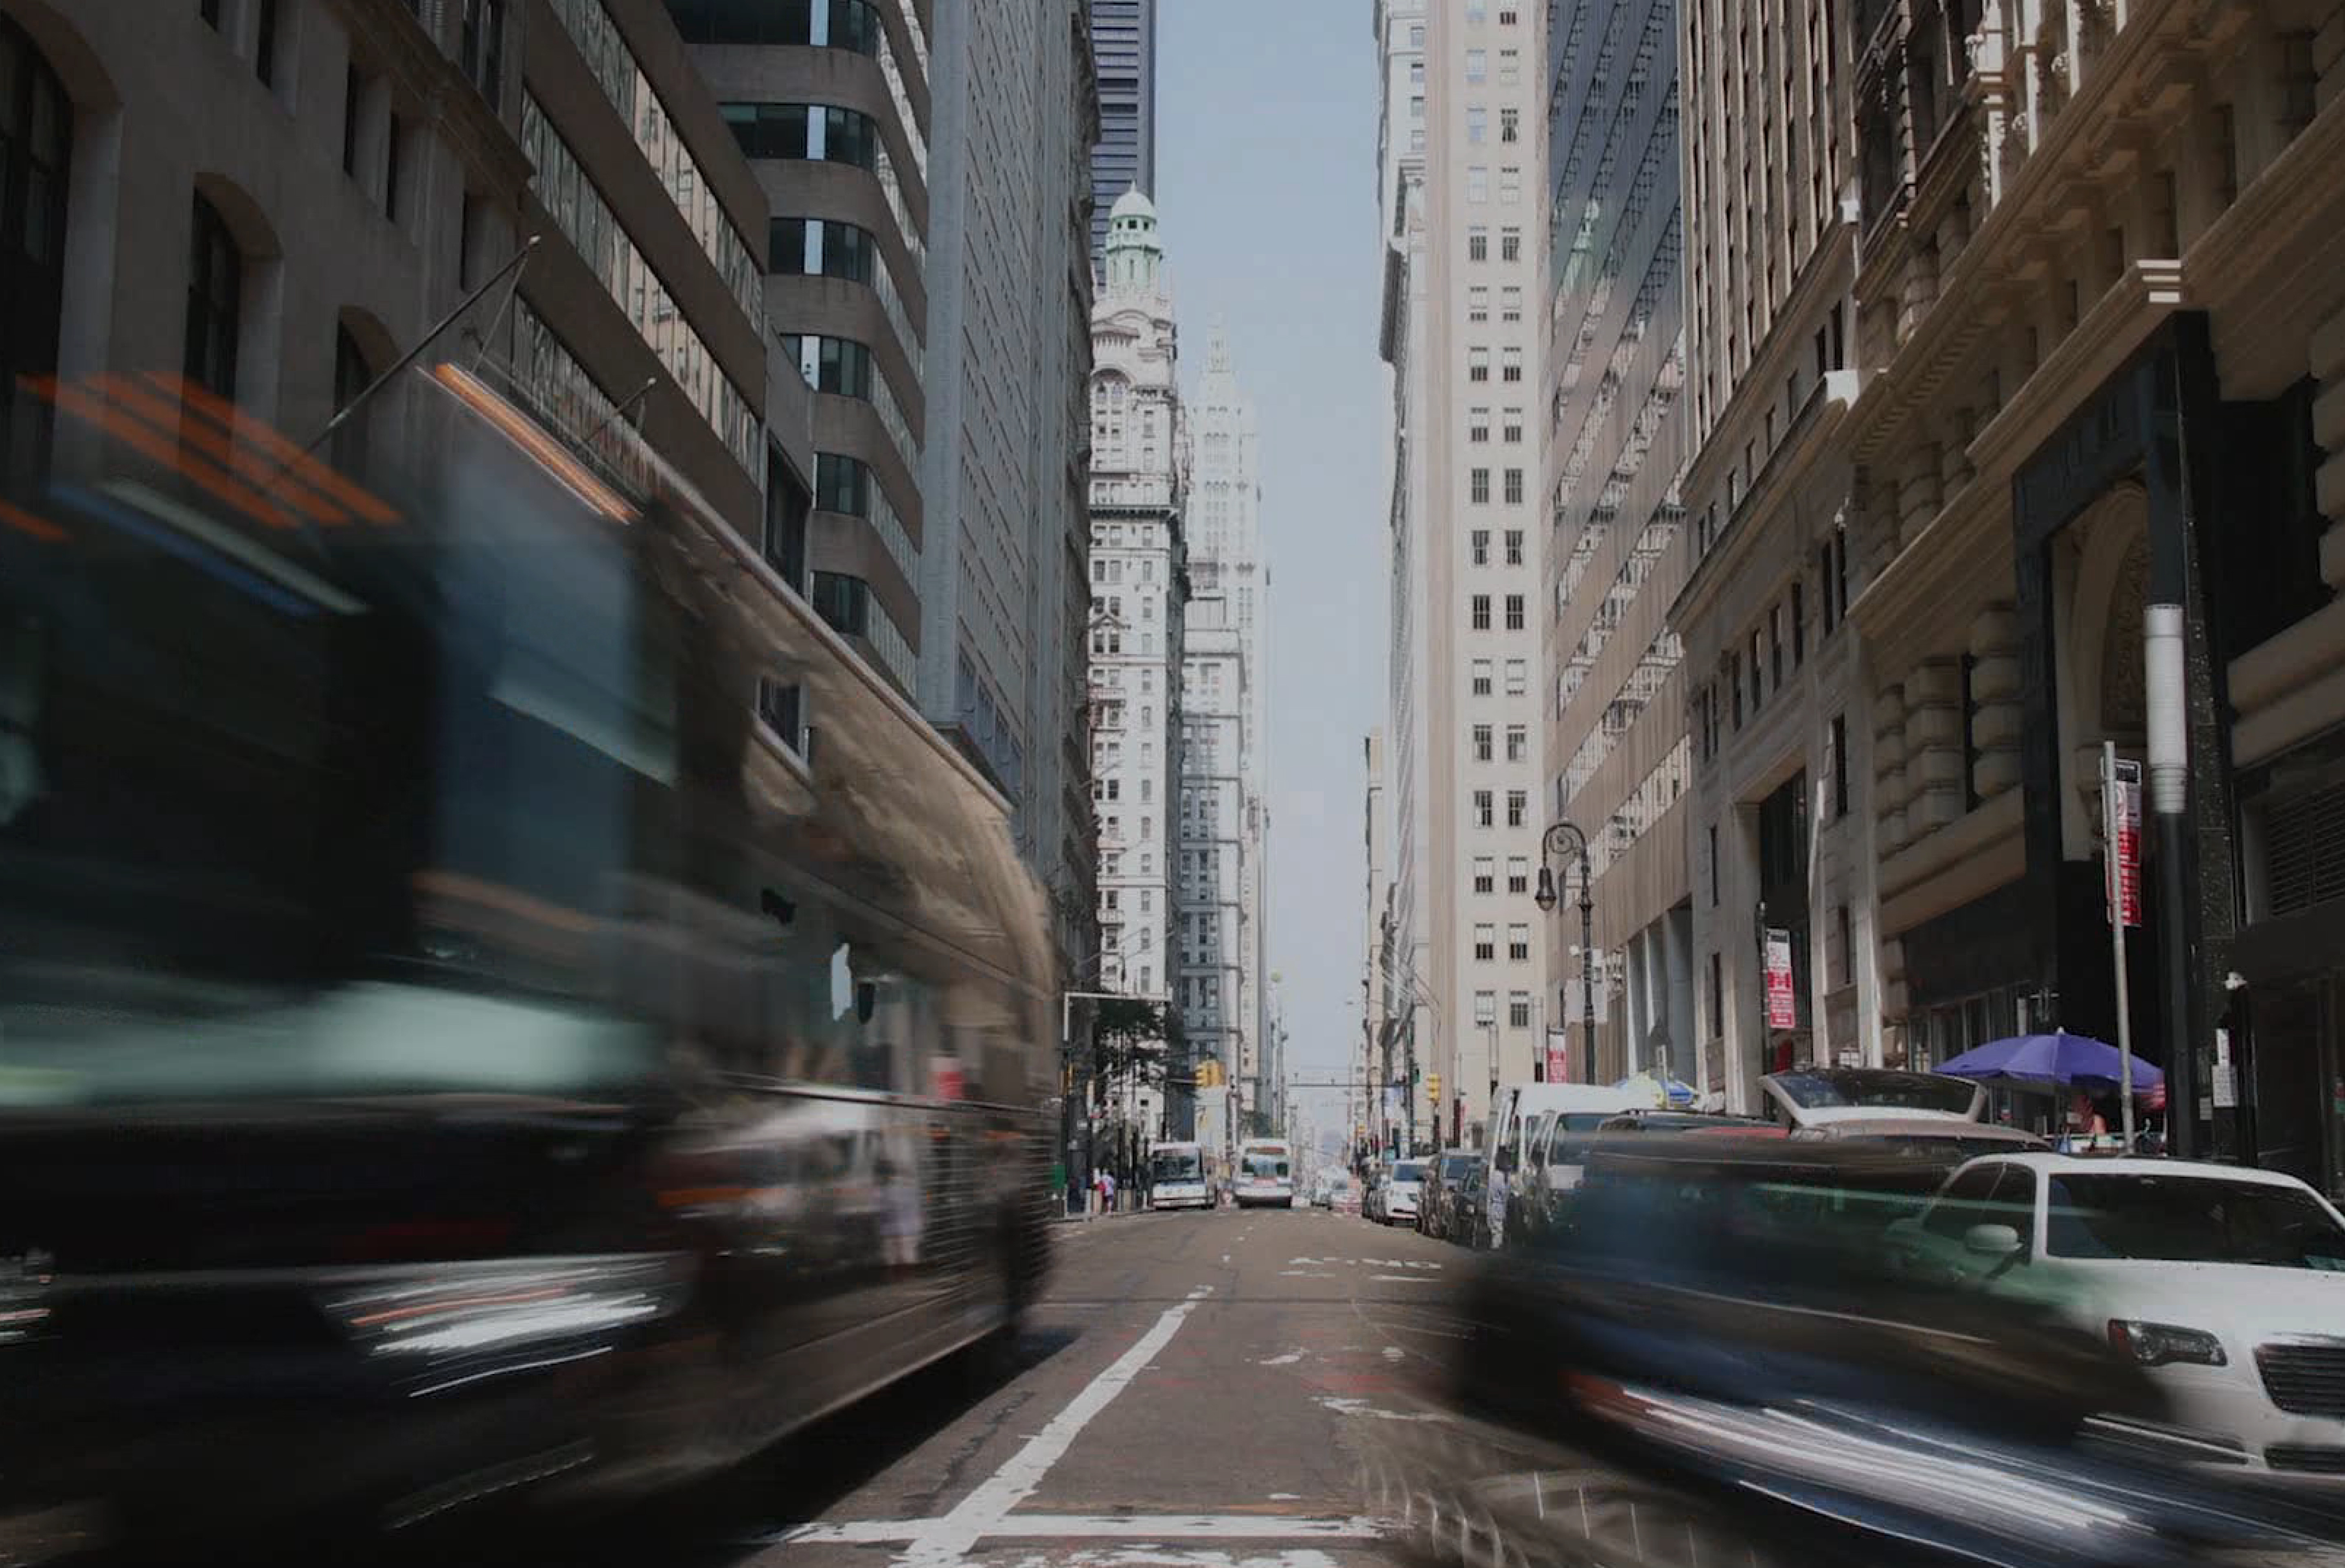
1234,1139 -> 1298,1207
1148,1141 -> 1211,1210
0,366 -> 1059,1546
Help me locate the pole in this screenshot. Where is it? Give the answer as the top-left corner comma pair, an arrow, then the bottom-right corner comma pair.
2144,600 -> 2194,1158
2104,742 -> 2138,1150
1578,856 -> 1598,1086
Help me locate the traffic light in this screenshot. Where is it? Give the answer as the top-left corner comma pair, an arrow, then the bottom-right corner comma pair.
1427,1072 -> 1441,1104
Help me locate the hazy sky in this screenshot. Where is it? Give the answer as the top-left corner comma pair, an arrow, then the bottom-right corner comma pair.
1157,0 -> 1387,1117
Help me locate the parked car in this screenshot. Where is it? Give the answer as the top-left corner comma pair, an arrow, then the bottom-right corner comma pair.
1889,1153 -> 2345,1474
1419,1149 -> 1478,1242
1449,1157 -> 1492,1248
1382,1158 -> 1427,1227
1758,1067 -> 1988,1128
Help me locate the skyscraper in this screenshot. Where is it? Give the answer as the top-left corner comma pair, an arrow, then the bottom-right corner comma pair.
1086,0 -> 1157,275
1087,191 -> 1188,1143
1180,328 -> 1269,1138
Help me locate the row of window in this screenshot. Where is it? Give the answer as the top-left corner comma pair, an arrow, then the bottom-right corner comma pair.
1469,528 -> 1526,565
1471,924 -> 1535,963
1471,992 -> 1536,1030
723,102 -> 925,266
522,94 -> 760,474
1465,225 -> 1525,264
1469,657 -> 1532,696
1466,466 -> 1527,505
813,451 -> 916,582
1468,723 -> 1532,764
1468,593 -> 1528,631
1471,856 -> 1534,895
1462,164 -> 1525,205
1470,788 -> 1532,829
1694,527 -> 1852,760
546,0 -> 761,328
1465,288 -> 1525,324
1464,105 -> 1523,145
778,333 -> 918,473
770,216 -> 923,360
807,569 -> 914,691
1465,347 -> 1523,384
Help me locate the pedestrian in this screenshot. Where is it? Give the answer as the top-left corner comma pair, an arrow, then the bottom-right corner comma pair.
1102,1168 -> 1117,1213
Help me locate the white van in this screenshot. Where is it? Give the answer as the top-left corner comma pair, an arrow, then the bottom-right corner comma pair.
1234,1139 -> 1297,1208
1484,1082 -> 1644,1247
1148,1141 -> 1212,1210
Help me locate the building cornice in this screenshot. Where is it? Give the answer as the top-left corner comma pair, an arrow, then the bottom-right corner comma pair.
1684,220 -> 1856,501
1672,371 -> 1858,634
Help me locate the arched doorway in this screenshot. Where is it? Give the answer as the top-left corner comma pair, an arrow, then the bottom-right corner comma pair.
0,12 -> 71,484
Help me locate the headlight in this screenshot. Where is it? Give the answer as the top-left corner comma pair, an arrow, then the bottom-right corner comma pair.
2107,1319 -> 2228,1368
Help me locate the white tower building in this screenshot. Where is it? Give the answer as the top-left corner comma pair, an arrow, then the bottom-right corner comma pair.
1181,328 -> 1269,1141
1088,189 -> 1187,1141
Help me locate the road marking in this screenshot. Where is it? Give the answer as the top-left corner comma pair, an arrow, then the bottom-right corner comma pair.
1369,1275 -> 1440,1283
1278,1270 -> 1336,1279
1258,1351 -> 1302,1366
1314,1396 -> 1449,1424
868,1286 -> 1213,1568
779,1517 -> 1380,1546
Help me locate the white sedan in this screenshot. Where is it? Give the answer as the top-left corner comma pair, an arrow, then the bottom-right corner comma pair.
1890,1153 -> 2345,1474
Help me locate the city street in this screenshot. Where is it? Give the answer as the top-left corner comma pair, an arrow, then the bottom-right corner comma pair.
587,1205 -> 1466,1568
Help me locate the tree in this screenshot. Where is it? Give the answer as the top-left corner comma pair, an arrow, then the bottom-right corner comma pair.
1092,996 -> 1170,1102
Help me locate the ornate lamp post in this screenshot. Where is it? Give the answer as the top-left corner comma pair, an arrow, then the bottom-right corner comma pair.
1535,821 -> 1597,1085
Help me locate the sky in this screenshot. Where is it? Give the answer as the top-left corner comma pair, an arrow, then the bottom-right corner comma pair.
1157,0 -> 1387,1126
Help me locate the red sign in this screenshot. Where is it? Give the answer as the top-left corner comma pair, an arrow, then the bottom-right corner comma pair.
2108,760 -> 2143,928
931,1057 -> 966,1102
1545,1041 -> 1571,1084
1764,929 -> 1798,1031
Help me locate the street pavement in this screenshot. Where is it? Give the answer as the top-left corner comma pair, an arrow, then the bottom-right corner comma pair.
605,1202 -> 1474,1568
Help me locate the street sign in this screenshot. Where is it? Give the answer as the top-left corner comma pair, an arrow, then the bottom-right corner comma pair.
2106,757 -> 2143,928
1544,1027 -> 1570,1084
1763,928 -> 1797,1030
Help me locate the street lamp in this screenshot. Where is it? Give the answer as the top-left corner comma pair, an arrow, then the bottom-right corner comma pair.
1536,821 -> 1598,1086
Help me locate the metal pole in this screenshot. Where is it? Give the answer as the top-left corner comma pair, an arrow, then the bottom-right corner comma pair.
1579,856 -> 1598,1086
2105,742 -> 2138,1150
2144,601 -> 2194,1158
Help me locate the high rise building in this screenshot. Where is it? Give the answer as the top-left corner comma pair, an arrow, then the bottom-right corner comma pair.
1540,0 -> 1696,1088
1086,0 -> 1156,274
1392,0 -> 1549,1148
1180,328 -> 1269,1138
917,0 -> 1102,969
682,0 -> 932,696
1372,0 -> 1435,1149
1087,190 -> 1187,1138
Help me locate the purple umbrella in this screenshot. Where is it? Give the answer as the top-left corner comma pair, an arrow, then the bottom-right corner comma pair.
1934,1031 -> 2163,1094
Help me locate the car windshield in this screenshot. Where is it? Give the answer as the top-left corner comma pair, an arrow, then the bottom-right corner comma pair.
1770,1070 -> 1977,1116
1243,1153 -> 1289,1179
1151,1150 -> 1202,1182
1547,1112 -> 1619,1165
2048,1174 -> 2345,1267
1393,1162 -> 1425,1183
1441,1154 -> 1477,1180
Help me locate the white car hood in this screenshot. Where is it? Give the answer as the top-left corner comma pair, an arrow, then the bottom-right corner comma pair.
2060,1259 -> 2345,1345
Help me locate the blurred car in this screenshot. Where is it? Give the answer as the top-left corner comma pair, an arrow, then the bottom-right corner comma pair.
1363,1168 -> 1388,1222
1759,1066 -> 1988,1128
1418,1149 -> 1478,1242
1382,1158 -> 1427,1227
1447,1157 -> 1491,1249
1890,1153 -> 2345,1474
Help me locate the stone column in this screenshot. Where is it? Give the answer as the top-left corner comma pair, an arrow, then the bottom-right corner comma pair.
1906,659 -> 1969,835
1663,907 -> 1695,1086
1874,682 -> 1909,859
1969,603 -> 2024,799
1898,445 -> 1944,551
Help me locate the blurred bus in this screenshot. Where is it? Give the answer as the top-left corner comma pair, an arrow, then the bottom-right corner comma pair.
1234,1139 -> 1297,1208
1148,1141 -> 1211,1210
0,366 -> 1059,1548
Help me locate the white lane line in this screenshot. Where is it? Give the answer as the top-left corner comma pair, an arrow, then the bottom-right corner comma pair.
780,1515 -> 1380,1545
887,1286 -> 1214,1568
1258,1351 -> 1302,1366
1369,1275 -> 1440,1283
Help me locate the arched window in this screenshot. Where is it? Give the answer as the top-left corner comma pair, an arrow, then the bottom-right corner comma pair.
331,324 -> 371,473
184,193 -> 242,401
0,15 -> 72,482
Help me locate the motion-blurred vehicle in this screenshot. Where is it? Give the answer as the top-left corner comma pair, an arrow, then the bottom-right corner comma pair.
1432,1130 -> 2345,1567
1148,1142 -> 1211,1211
0,368 -> 1059,1556
1234,1140 -> 1296,1208
1445,1157 -> 1491,1249
1760,1066 -> 1987,1128
1362,1167 -> 1388,1222
1381,1158 -> 1427,1226
1508,1103 -> 1758,1248
1890,1153 -> 2345,1474
1418,1148 -> 1478,1241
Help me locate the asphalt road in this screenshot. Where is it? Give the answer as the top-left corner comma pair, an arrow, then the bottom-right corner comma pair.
549,1201 -> 1473,1568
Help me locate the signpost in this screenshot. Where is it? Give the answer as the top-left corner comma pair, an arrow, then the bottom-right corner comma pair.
1544,1028 -> 1571,1086
2102,744 -> 2141,1149
1763,929 -> 1797,1031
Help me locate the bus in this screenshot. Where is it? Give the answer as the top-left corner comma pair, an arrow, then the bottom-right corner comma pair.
1234,1139 -> 1298,1208
0,366 -> 1060,1546
1147,1141 -> 1211,1210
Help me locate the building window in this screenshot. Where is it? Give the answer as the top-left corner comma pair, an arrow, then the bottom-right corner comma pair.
1504,528 -> 1524,565
1475,924 -> 1496,962
1467,165 -> 1489,203
1471,467 -> 1490,503
1501,226 -> 1522,262
1707,952 -> 1723,1035
1469,405 -> 1490,442
1791,579 -> 1806,666
1502,406 -> 1522,443
255,0 -> 282,88
1501,285 -> 1522,322
1466,48 -> 1487,82
1468,225 -> 1488,262
1747,630 -> 1764,710
1473,659 -> 1495,696
331,324 -> 372,473
1509,992 -> 1531,1027
1473,856 -> 1495,894
1473,723 -> 1494,762
384,113 -> 405,221
1500,107 -> 1519,143
1475,991 -> 1497,1027
1708,824 -> 1720,907
1506,789 -> 1527,827
1959,654 -> 1983,812
1829,712 -> 1850,818
765,445 -> 811,589
201,0 -> 224,29
1769,603 -> 1784,689
1729,654 -> 1743,727
1501,347 -> 1523,383
1468,347 -> 1490,382
1507,856 -> 1529,893
1505,658 -> 1528,695
1505,594 -> 1524,631
1497,46 -> 1520,84
184,193 -> 242,402
1468,285 -> 1489,321
1474,790 -> 1494,828
1499,165 -> 1520,204
460,0 -> 506,104
1467,106 -> 1487,144
1471,528 -> 1490,564
1504,468 -> 1524,504
1506,725 -> 1527,762
1471,593 -> 1492,630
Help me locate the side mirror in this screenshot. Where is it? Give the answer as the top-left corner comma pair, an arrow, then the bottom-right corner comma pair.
1964,1222 -> 2023,1259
